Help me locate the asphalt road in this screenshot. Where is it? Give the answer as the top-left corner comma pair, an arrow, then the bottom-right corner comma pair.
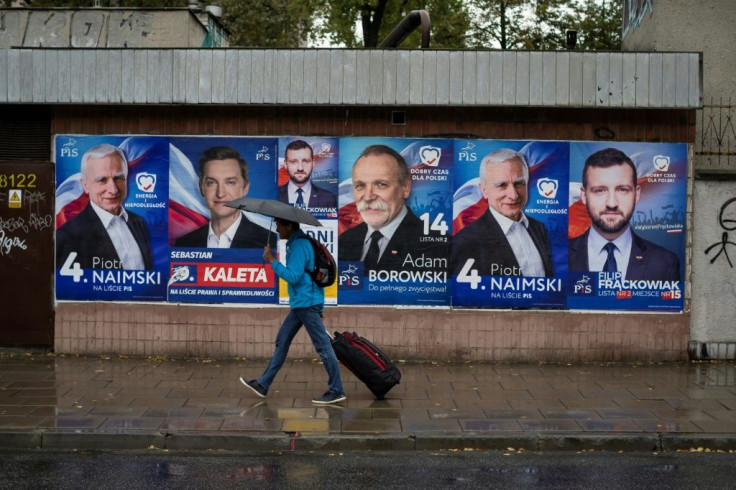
1,448 -> 734,489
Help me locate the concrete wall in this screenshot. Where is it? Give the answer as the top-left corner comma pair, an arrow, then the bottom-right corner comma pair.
691,180 -> 736,358
0,9 -> 224,49
622,0 -> 733,101
624,0 -> 736,357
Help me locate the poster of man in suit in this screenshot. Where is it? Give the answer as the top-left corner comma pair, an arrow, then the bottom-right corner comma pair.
567,142 -> 686,311
167,137 -> 279,305
55,136 -> 169,301
451,140 -> 569,309
277,137 -> 338,217
337,138 -> 451,306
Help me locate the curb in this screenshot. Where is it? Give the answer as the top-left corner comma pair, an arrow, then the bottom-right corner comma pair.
1,430 -> 735,452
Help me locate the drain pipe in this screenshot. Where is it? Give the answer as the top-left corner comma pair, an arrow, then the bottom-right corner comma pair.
378,9 -> 431,49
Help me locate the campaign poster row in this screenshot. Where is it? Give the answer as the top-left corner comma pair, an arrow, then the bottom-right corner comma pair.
54,135 -> 687,312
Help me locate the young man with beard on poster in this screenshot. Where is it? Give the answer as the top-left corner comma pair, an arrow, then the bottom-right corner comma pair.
278,139 -> 337,209
339,144 -> 445,272
568,147 -> 680,281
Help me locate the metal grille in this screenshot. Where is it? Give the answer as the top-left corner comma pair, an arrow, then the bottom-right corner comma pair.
0,106 -> 51,161
696,99 -> 736,172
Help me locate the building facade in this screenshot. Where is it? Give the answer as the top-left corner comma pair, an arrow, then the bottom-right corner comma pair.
0,7 -> 707,361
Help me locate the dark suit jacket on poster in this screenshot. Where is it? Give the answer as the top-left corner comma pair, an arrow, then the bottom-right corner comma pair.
450,209 -> 553,277
174,215 -> 275,249
568,228 -> 680,282
56,204 -> 154,270
339,208 -> 447,271
278,183 -> 337,209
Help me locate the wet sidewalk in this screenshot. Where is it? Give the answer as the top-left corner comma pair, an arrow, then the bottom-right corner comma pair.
0,352 -> 735,452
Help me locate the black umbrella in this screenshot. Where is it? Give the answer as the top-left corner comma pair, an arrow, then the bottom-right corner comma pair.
226,197 -> 322,227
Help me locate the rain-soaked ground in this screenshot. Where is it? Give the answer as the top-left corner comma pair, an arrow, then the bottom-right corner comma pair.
1,448 -> 735,489
1,354 -> 735,452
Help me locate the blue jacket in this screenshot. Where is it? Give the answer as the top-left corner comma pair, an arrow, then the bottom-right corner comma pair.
271,229 -> 324,309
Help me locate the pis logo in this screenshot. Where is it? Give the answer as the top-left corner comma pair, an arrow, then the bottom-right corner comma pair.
537,178 -> 558,199
60,138 -> 78,157
457,142 -> 477,162
136,172 -> 157,192
338,263 -> 361,289
255,146 -> 271,160
653,155 -> 670,172
573,274 -> 592,294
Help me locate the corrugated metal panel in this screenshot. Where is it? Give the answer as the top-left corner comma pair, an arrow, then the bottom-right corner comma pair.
596,52 -> 610,106
341,50 -> 355,105
529,51 -> 544,106
0,48 -> 702,108
622,53 -> 636,107
463,51 -> 476,105
635,53 -> 650,106
381,49 -> 395,104
555,51 -> 569,106
436,51 -> 450,105
475,51 -> 489,105
369,50 -> 383,105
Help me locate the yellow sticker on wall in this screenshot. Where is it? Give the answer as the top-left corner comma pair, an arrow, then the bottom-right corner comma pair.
8,189 -> 21,208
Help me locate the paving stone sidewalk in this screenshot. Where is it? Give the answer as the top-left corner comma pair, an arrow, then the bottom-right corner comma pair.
0,352 -> 735,452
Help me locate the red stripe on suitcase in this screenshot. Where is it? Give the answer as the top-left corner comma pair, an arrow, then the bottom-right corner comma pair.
344,333 -> 388,371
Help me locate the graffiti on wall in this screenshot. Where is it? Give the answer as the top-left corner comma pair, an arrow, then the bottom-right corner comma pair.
0,9 -> 225,48
623,0 -> 654,38
705,197 -> 736,267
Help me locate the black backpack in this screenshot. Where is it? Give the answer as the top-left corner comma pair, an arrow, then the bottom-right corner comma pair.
297,235 -> 337,288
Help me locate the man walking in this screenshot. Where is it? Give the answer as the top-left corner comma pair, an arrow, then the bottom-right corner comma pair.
240,218 -> 346,405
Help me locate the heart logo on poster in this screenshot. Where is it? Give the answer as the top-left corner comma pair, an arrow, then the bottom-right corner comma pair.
419,146 -> 441,167
536,178 -> 558,199
653,155 -> 671,172
136,172 -> 157,193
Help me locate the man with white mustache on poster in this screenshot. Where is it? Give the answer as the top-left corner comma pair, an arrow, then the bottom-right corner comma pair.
339,144 -> 444,272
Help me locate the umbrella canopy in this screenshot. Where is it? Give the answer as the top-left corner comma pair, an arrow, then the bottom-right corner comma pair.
226,197 -> 322,227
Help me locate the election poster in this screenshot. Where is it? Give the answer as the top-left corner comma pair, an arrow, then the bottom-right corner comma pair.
167,137 -> 280,304
275,137 -> 340,305
451,140 -> 569,309
55,135 -> 169,301
566,142 -> 687,312
53,135 -> 689,313
277,137 -> 339,219
337,138 -> 452,306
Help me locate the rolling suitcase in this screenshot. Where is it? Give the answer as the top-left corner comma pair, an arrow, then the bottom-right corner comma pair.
330,331 -> 401,399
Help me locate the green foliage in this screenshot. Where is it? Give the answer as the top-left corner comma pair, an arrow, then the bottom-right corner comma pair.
320,0 -> 471,48
471,0 -> 622,50
220,0 -> 324,47
565,0 -> 622,50
470,0 -> 528,50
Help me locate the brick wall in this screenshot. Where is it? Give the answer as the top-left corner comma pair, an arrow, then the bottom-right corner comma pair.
52,104 -> 695,362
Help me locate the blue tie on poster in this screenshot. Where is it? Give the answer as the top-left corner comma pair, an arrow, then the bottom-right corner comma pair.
53,136 -> 687,312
